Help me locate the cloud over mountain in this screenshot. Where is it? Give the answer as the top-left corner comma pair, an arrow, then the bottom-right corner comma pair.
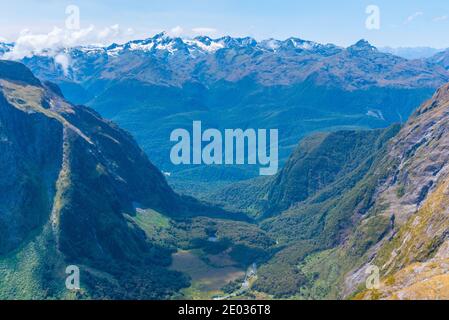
2,25 -> 135,61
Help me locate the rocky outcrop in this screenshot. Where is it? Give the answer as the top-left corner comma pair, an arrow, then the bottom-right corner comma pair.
347,83 -> 449,299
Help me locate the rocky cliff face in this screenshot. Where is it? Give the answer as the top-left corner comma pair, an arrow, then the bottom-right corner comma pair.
350,83 -> 449,299
363,83 -> 449,225
264,81 -> 449,299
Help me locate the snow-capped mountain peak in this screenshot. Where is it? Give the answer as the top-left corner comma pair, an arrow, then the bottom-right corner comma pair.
0,34 -> 369,62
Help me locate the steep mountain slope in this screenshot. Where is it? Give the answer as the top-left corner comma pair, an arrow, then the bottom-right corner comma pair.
205,128 -> 398,219
0,60 -> 191,299
350,82 -> 449,300
428,48 -> 449,71
205,80 -> 449,300
4,34 -> 446,183
267,81 -> 449,300
203,124 -> 399,297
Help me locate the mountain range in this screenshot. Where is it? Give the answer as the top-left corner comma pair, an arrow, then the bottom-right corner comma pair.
2,33 -> 449,300
379,47 -> 444,60
3,34 -> 449,186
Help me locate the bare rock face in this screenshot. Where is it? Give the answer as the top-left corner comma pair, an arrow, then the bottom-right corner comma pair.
378,83 -> 449,219
347,82 -> 449,299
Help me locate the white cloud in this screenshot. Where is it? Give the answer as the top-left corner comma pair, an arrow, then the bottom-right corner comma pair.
0,36 -> 8,42
97,25 -> 134,42
192,27 -> 218,36
3,24 -> 134,61
433,15 -> 448,22
3,26 -> 93,60
54,53 -> 71,76
98,24 -> 120,39
405,11 -> 423,24
170,26 -> 184,37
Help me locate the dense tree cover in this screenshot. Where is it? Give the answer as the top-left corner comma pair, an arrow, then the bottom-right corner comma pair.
210,126 -> 402,298
253,241 -> 316,297
81,264 -> 189,300
171,217 -> 276,267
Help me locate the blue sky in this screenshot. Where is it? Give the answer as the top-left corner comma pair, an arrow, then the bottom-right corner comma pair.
1,0 -> 449,48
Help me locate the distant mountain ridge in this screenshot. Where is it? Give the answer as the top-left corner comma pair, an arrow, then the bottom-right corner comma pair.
2,34 -> 447,89
1,32 -> 343,59
379,47 -> 444,60
3,33 -> 448,184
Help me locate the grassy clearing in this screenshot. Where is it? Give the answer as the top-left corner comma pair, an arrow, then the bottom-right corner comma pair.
126,208 -> 172,244
134,209 -> 171,230
169,250 -> 245,299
